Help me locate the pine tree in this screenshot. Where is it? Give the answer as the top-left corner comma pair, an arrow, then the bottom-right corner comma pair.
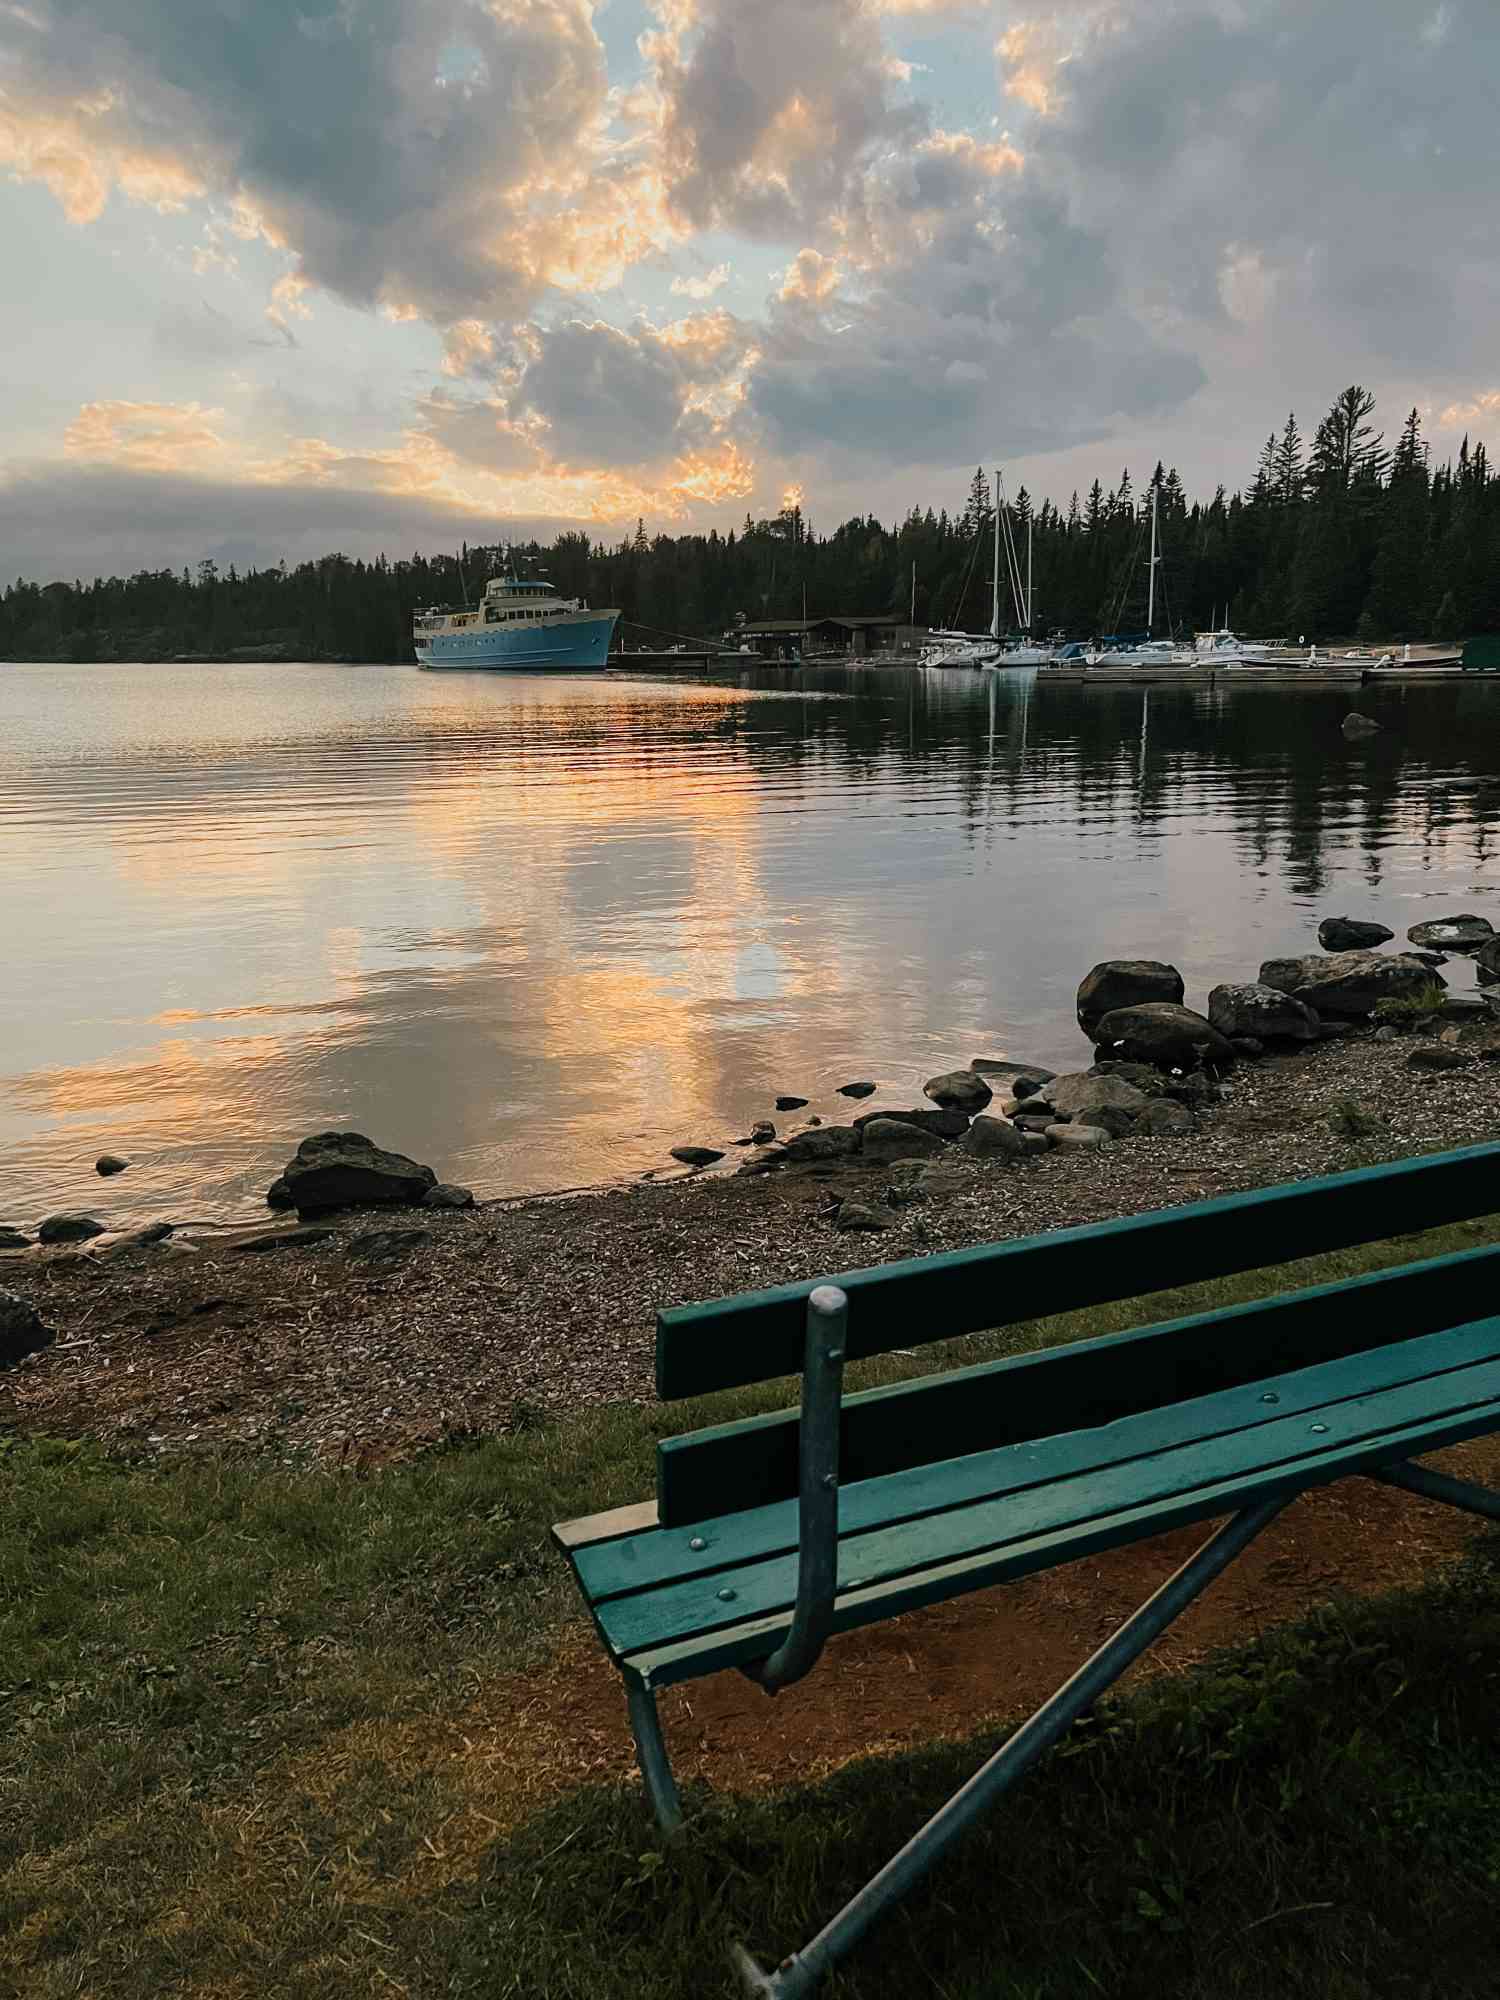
1272,414 -> 1304,504
960,467 -> 991,538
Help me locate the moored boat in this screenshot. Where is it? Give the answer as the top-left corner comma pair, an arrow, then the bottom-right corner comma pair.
414,569 -> 619,670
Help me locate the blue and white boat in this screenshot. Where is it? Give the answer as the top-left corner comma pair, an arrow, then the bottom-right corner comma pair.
414,570 -> 619,670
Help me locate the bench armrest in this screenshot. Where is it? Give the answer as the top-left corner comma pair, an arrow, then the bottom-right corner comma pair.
745,1285 -> 847,1693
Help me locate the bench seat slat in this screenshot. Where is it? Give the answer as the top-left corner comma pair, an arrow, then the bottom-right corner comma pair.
622,1378 -> 1500,1689
595,1320 -> 1500,1663
655,1243 -> 1500,1524
656,1143 -> 1500,1399
573,1317 -> 1500,1606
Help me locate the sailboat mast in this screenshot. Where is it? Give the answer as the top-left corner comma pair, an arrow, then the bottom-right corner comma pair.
1147,485 -> 1158,632
1026,513 -> 1033,630
990,473 -> 1001,641
910,559 -> 916,627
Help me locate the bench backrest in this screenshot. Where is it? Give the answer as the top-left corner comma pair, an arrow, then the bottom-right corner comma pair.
654,1142 -> 1500,1525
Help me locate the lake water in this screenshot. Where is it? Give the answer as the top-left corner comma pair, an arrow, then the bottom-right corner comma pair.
3,659 -> 1497,1226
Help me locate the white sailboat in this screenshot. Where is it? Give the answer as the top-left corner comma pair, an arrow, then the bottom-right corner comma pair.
1090,483 -> 1194,667
985,475 -> 1056,666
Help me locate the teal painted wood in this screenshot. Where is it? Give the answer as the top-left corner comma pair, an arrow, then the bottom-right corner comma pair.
599,1326 -> 1500,1660
655,1141 -> 1500,1400
657,1241 -> 1500,1524
577,1316 -> 1500,1607
623,1380 -> 1500,1689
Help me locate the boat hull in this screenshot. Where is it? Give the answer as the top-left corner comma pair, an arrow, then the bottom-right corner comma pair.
416,611 -> 618,671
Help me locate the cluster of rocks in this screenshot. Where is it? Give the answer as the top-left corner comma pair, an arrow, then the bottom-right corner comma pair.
265,1132 -> 473,1216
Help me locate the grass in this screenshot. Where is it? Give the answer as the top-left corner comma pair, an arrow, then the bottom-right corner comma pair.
8,1210 -> 1500,1997
1371,983 -> 1449,1025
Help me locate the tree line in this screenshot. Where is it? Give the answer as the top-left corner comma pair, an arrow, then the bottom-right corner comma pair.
2,385 -> 1496,664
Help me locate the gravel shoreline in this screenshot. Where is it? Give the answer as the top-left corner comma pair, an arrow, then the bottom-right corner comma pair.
5,1020 -> 1500,1462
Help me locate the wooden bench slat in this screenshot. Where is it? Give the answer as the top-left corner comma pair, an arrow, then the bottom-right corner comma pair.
598,1324 -> 1500,1661
656,1242 -> 1500,1524
573,1315 -> 1500,1607
654,1142 -> 1500,1400
621,1381 -> 1500,1689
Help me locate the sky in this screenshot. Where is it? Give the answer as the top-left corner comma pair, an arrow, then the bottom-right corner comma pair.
0,0 -> 1497,583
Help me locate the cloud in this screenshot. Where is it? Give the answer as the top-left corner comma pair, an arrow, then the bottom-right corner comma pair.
670,261 -> 730,298
63,399 -> 229,472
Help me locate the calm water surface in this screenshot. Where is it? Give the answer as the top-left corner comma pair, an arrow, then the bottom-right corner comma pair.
3,660 -> 1498,1224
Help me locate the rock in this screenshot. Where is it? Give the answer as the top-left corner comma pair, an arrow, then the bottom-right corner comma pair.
1318,917 -> 1394,952
1409,949 -> 1448,969
922,1069 -> 994,1114
1207,981 -> 1320,1044
853,1106 -> 968,1141
670,1146 -> 724,1169
95,1154 -> 130,1177
1012,1074 -> 1050,1101
916,1165 -> 969,1196
1259,950 -> 1443,1019
1372,1024 -> 1403,1043
1407,1046 -> 1469,1072
0,1287 -> 53,1367
347,1226 -> 431,1263
1439,996 -> 1494,1023
861,1118 -> 947,1163
749,1121 -> 776,1144
780,1126 -> 862,1163
1079,1104 -> 1140,1138
958,1115 -> 1026,1159
423,1182 -> 475,1208
1047,1123 -> 1111,1149
1342,711 -> 1382,737
1084,1060 -> 1172,1100
1021,1131 -> 1052,1156
37,1213 -> 107,1244
1047,1073 -> 1151,1124
266,1176 -> 294,1210
1231,1037 -> 1266,1059
1407,915 -> 1494,950
1136,1098 -> 1196,1137
775,1095 -> 809,1111
273,1132 -> 439,1215
837,1081 -> 878,1099
972,1060 -> 1056,1094
0,1228 -> 29,1251
1090,1003 -> 1236,1073
1076,960 -> 1185,1036
835,1201 -> 891,1233
1013,1113 -> 1056,1134
1476,938 -> 1500,981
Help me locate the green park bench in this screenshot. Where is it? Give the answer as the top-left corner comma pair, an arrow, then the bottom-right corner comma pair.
553,1141 -> 1500,1996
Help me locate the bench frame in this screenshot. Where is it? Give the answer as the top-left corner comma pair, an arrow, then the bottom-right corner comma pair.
553,1146 -> 1500,1998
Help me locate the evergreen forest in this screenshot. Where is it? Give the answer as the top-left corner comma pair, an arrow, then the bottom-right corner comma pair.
3,386 -> 1496,663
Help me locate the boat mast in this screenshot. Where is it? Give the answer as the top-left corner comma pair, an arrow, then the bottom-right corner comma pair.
1026,512 -> 1033,631
1147,483 -> 1158,633
910,560 -> 916,627
990,475 -> 1000,642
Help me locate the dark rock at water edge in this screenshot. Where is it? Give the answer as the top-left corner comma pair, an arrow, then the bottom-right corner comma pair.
1207,981 -> 1319,1045
749,1121 -> 776,1144
670,1146 -> 724,1169
270,1132 -> 438,1215
1407,915 -> 1494,950
424,1182 -> 476,1208
37,1213 -> 107,1244
1044,1073 -> 1151,1125
95,1154 -> 130,1177
1259,950 -> 1442,1019
971,1060 -> 1056,1093
923,1069 -> 993,1114
1478,937 -> 1500,981
0,1227 -> 30,1251
837,1081 -> 878,1099
780,1126 -> 862,1163
852,1106 -> 968,1140
1076,960 -> 1184,1035
0,1288 -> 53,1367
1090,1060 -> 1220,1111
775,1095 -> 809,1111
959,1115 -> 1026,1159
1090,1002 -> 1236,1073
861,1118 -> 947,1163
1317,917 -> 1393,952
1342,711 -> 1382,738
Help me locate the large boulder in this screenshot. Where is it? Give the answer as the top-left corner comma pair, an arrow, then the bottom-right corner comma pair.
1045,1073 -> 1152,1124
1407,915 -> 1494,950
922,1070 -> 993,1115
780,1125 -> 862,1164
1137,1098 -> 1196,1137
1477,937 -> 1500,982
959,1115 -> 1026,1160
1076,960 -> 1184,1036
1317,917 -> 1393,952
861,1118 -> 947,1163
1259,951 -> 1443,1019
1091,1003 -> 1236,1073
1207,982 -> 1320,1044
0,1288 -> 53,1367
853,1106 -> 969,1140
272,1131 -> 438,1215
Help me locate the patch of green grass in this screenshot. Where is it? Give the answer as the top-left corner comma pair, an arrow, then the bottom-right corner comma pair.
8,1207 -> 1500,1996
1372,983 -> 1448,1025
1328,1096 -> 1384,1141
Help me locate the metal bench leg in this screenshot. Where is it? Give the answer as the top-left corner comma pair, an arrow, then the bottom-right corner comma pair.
1373,1460 -> 1500,1519
626,1678 -> 683,1835
733,1493 -> 1289,2000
